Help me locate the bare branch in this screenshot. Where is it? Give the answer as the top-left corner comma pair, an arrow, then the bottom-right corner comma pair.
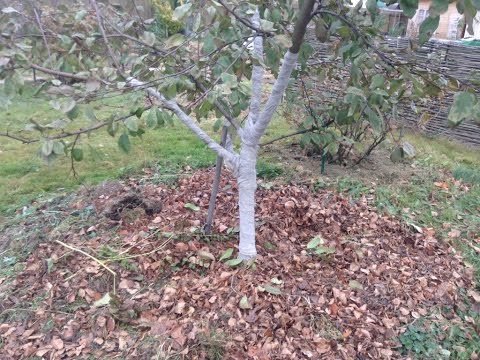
216,0 -> 274,37
260,128 -> 313,147
90,0 -> 120,69
30,64 -> 89,82
32,6 -> 52,63
0,131 -> 35,144
127,78 -> 238,163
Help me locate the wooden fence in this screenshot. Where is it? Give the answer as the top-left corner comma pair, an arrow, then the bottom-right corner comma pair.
305,35 -> 480,147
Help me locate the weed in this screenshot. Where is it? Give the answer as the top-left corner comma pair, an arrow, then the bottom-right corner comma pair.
399,313 -> 480,359
257,161 -> 284,179
194,329 -> 227,360
336,177 -> 369,198
453,165 -> 480,185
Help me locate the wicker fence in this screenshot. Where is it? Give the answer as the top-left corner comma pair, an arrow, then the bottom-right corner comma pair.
306,35 -> 480,147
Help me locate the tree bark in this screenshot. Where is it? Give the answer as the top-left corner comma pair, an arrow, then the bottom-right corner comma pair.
237,144 -> 258,260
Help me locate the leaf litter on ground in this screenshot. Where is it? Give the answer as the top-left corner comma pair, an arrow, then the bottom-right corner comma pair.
0,168 -> 476,359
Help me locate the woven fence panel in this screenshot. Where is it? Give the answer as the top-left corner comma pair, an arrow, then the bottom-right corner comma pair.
304,34 -> 480,147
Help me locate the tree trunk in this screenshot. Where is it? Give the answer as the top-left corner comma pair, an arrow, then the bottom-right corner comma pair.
237,144 -> 258,260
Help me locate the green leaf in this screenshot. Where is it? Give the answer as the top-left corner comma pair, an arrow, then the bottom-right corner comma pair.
172,3 -> 192,21
225,258 -> 243,267
155,108 -> 166,126
165,33 -> 185,49
71,148 -> 84,162
66,105 -> 80,120
399,0 -> 420,17
366,0 -> 378,15
141,31 -> 156,47
315,246 -> 336,255
349,280 -> 364,290
118,133 -> 131,153
42,140 -> 54,157
239,295 -> 252,309
52,141 -> 65,155
307,236 -> 324,249
184,203 -> 200,212
125,117 -> 139,132
448,92 -> 477,127
213,119 -> 222,132
107,120 -> 118,137
264,285 -> 282,295
146,109 -> 158,128
219,248 -> 234,262
370,74 -> 385,89
419,16 -> 440,45
84,107 -> 97,122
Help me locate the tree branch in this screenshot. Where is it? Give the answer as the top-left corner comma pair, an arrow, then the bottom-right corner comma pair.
290,0 -> 317,54
90,0 -> 120,69
246,8 -> 264,128
260,128 -> 313,147
248,0 -> 316,142
190,77 -> 242,134
30,64 -> 89,81
0,109 -> 150,144
127,78 -> 238,163
216,0 -> 274,37
32,6 -> 52,63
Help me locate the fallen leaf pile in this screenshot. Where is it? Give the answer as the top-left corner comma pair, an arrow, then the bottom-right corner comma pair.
0,169 -> 476,359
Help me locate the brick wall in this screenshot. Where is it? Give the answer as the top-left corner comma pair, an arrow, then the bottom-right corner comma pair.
407,0 -> 463,40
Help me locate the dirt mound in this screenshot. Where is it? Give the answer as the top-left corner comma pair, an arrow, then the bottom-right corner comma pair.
0,169 -> 474,359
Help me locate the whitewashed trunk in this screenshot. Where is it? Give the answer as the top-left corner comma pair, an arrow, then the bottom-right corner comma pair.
237,144 -> 258,259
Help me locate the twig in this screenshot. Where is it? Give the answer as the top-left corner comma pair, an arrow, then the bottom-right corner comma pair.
30,64 -> 88,82
90,0 -> 120,69
69,134 -> 81,180
216,0 -> 274,37
105,235 -> 173,262
0,108 -> 151,144
261,128 -> 313,146
32,6 -> 52,64
55,239 -> 117,294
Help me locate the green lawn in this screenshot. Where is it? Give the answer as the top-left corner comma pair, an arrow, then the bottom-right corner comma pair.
0,84 -> 291,217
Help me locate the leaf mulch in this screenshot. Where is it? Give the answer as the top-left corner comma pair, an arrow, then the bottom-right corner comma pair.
0,169 -> 477,359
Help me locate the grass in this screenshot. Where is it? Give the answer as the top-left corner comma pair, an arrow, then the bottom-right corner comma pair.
0,86 -> 218,216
